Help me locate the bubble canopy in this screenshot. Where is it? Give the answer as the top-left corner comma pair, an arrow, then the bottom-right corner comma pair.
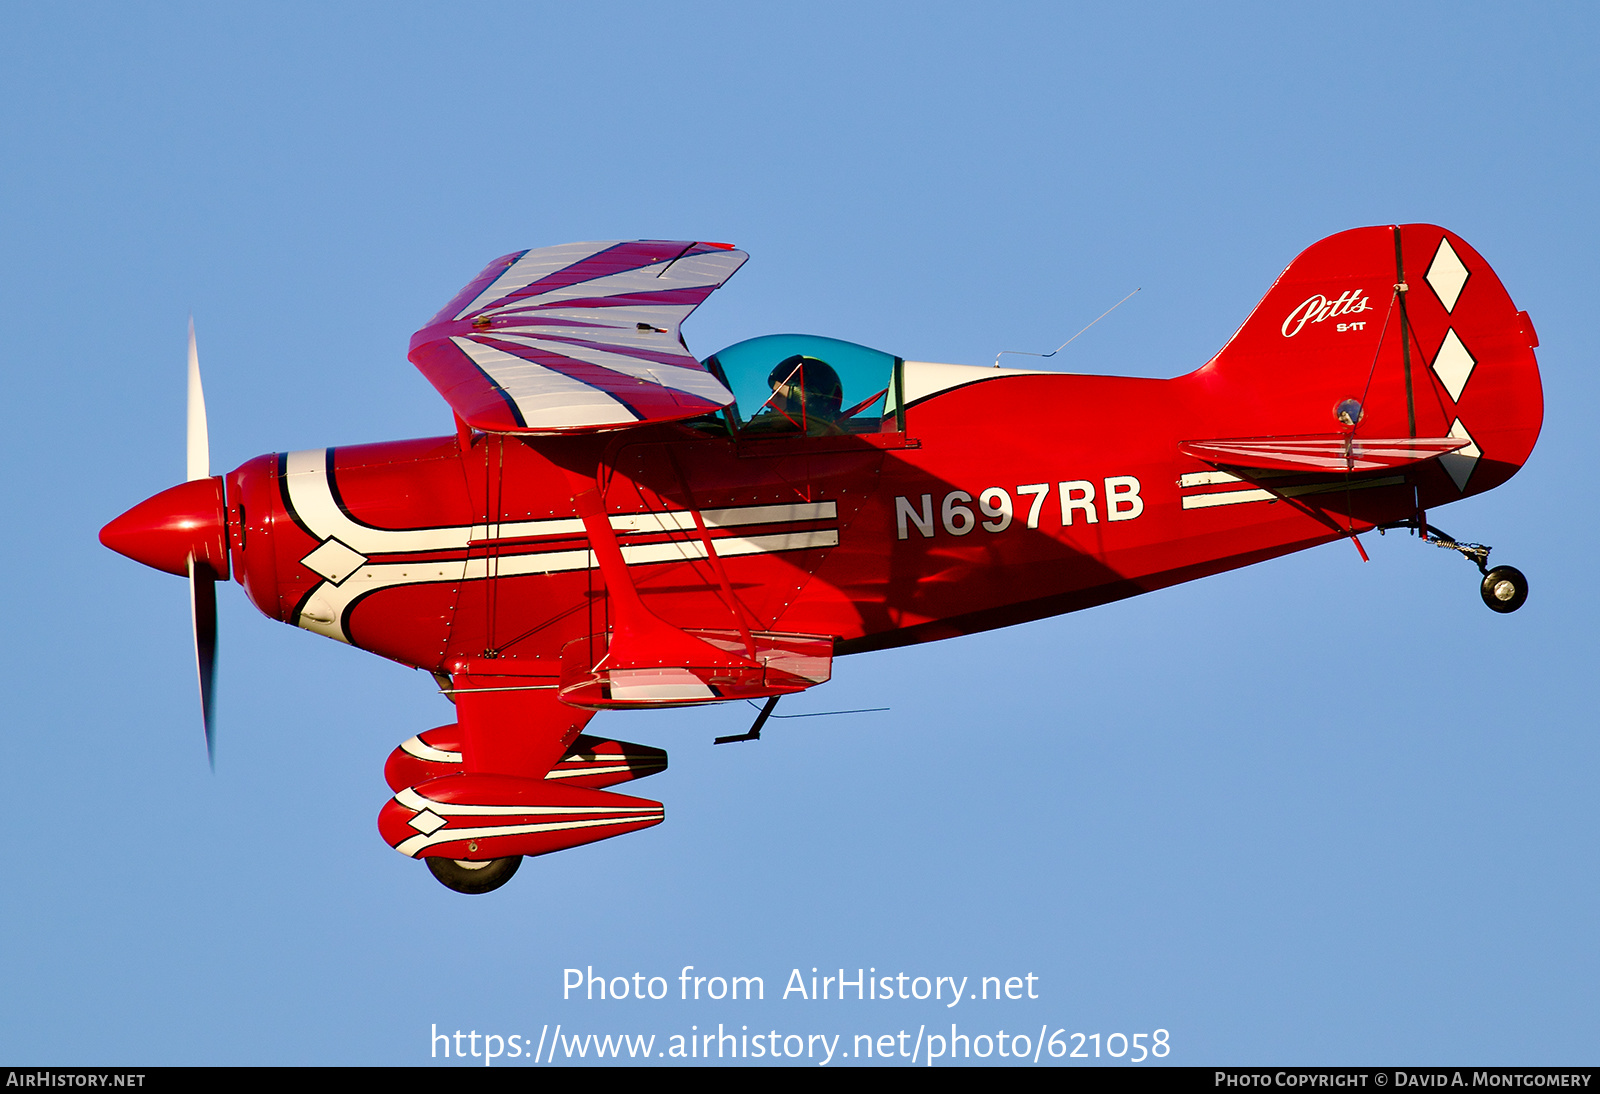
703,334 -> 899,434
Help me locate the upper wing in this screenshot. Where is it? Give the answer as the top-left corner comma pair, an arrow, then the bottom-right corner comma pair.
408,240 -> 748,433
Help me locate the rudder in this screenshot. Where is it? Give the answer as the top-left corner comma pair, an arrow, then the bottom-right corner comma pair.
1186,224 -> 1542,504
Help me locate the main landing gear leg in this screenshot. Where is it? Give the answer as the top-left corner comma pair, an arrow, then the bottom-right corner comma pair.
402,665 -> 594,896
1378,519 -> 1529,613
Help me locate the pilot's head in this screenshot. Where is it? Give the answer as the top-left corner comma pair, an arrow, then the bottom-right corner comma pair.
768,355 -> 843,420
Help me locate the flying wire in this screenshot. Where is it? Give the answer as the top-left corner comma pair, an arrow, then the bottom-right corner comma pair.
993,287 -> 1141,368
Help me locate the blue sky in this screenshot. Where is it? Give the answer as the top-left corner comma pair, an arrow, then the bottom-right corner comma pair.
2,2 -> 1596,1065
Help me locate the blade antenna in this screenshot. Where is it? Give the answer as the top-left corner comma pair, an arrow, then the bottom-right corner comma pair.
715,699 -> 892,744
994,288 -> 1141,368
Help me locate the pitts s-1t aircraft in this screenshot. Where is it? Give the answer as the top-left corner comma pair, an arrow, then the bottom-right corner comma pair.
102,226 -> 1542,893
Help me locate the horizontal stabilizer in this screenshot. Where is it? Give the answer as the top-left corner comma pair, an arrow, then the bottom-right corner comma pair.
1180,434 -> 1469,474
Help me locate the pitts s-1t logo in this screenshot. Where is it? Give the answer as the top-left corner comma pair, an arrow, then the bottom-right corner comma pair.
1281,289 -> 1375,337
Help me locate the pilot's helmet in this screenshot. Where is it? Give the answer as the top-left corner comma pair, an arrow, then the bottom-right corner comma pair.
768,355 -> 844,419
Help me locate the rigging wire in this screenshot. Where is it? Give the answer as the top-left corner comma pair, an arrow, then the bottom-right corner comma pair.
993,287 -> 1141,368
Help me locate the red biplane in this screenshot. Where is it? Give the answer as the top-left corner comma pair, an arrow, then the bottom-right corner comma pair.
102,226 -> 1542,893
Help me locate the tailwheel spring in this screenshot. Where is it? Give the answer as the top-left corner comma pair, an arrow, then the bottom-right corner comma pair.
1378,519 -> 1528,614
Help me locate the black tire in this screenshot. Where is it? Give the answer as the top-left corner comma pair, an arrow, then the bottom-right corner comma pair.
425,855 -> 522,894
1480,566 -> 1529,614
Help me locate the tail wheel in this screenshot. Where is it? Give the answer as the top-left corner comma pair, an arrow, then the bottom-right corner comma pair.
1480,566 -> 1529,613
425,855 -> 522,894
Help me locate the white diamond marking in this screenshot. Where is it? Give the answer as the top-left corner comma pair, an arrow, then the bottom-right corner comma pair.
1440,418 -> 1481,492
1425,238 -> 1470,313
407,808 -> 447,835
301,537 -> 368,584
1431,328 -> 1477,402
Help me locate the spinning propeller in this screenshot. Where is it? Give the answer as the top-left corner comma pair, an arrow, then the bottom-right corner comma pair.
186,321 -> 218,766
100,321 -> 230,767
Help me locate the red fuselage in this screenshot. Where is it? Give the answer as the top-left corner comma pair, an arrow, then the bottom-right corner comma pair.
220,361 -> 1532,676
100,225 -> 1543,887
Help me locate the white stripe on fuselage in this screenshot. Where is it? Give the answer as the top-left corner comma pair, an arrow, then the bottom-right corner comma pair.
298,529 -> 840,643
282,448 -> 835,555
284,448 -> 834,645
1178,474 -> 1406,510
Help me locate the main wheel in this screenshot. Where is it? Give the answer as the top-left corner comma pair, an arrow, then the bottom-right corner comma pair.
425,855 -> 522,894
1480,566 -> 1529,614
